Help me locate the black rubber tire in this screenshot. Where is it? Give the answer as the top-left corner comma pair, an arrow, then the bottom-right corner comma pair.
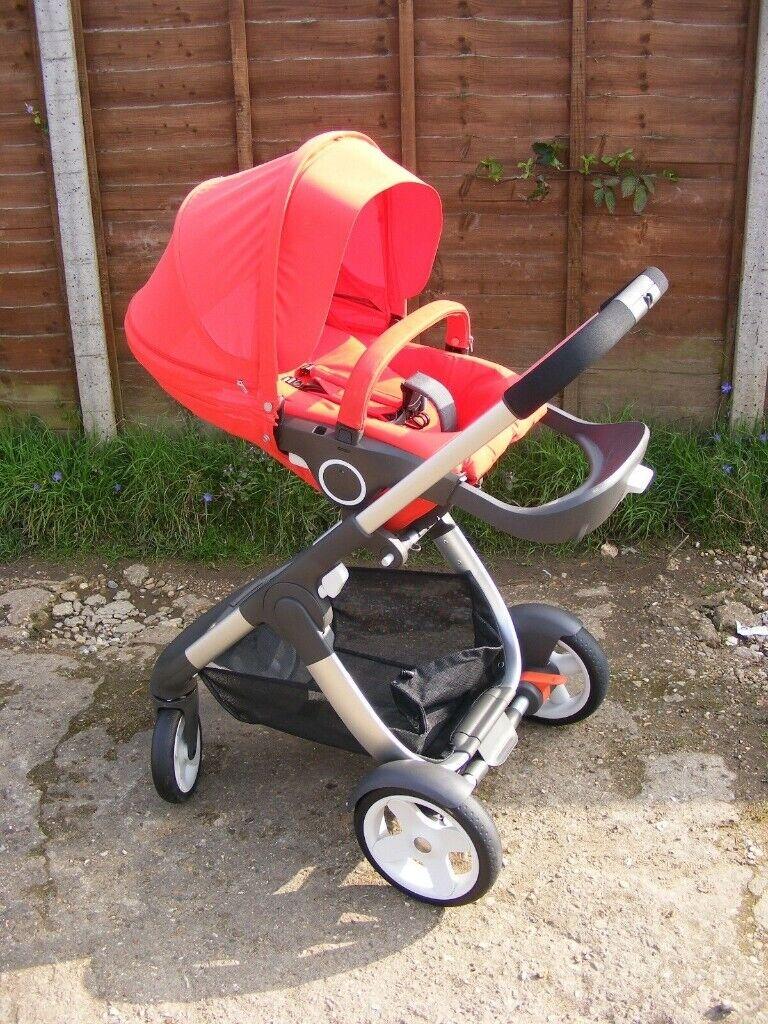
354,787 -> 502,906
528,625 -> 610,727
151,708 -> 202,803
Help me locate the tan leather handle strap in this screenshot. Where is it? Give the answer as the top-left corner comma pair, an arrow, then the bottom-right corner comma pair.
335,300 -> 471,443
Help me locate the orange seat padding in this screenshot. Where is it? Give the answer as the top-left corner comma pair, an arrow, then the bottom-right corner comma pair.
281,336 -> 546,520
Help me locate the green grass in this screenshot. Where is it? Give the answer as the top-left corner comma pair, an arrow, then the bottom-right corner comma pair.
0,413 -> 765,563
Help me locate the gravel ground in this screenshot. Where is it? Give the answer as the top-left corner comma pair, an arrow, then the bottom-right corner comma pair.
0,544 -> 766,1024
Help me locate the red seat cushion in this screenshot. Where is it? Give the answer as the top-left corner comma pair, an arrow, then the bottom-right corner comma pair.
281,336 -> 546,493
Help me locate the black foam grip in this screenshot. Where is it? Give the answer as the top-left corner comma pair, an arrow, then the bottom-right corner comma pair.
504,299 -> 636,419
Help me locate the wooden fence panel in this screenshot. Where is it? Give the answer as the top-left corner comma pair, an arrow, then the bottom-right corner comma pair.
577,0 -> 749,419
0,0 -> 77,426
0,0 -> 760,426
79,0 -> 237,421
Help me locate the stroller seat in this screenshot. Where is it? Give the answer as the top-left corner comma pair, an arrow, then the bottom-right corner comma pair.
280,306 -> 546,509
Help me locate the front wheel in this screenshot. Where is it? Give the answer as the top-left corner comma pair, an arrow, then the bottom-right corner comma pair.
354,787 -> 502,906
528,626 -> 609,726
151,708 -> 202,803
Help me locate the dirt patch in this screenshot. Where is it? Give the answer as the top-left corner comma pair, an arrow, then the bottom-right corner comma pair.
0,544 -> 765,1023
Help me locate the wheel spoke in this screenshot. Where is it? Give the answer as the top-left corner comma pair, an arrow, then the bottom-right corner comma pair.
429,822 -> 474,860
548,683 -> 572,706
386,796 -> 432,833
551,651 -> 581,679
371,832 -> 413,867
426,855 -> 458,899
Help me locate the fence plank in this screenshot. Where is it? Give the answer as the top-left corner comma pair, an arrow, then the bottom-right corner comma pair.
229,0 -> 253,170
398,0 -> 417,171
563,0 -> 587,412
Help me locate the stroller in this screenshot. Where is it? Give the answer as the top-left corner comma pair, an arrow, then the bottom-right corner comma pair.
126,131 -> 667,905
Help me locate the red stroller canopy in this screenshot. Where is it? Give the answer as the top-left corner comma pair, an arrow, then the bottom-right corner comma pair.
126,131 -> 443,444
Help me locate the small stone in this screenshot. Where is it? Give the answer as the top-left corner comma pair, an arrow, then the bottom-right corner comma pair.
693,617 -> 720,647
52,602 -> 73,617
600,542 -> 619,559
735,646 -> 761,664
85,593 -> 106,607
0,587 -> 54,626
97,599 -> 136,621
61,590 -> 78,602
113,620 -> 145,636
123,564 -> 149,587
129,622 -> 181,646
706,1001 -> 736,1021
174,592 -> 209,623
712,600 -> 758,632
114,589 -> 130,601
107,580 -> 119,590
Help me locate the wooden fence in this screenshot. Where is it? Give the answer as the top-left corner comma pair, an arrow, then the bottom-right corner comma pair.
1,0 -> 761,427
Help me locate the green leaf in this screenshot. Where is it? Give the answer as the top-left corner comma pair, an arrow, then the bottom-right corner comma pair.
516,157 -> 535,179
529,176 -> 551,202
604,176 -> 620,188
640,173 -> 656,194
532,141 -> 555,166
633,184 -> 649,214
579,153 -> 597,175
602,148 -> 635,173
593,186 -> 605,208
662,168 -> 679,182
604,187 -> 616,214
478,157 -> 505,183
621,174 -> 638,198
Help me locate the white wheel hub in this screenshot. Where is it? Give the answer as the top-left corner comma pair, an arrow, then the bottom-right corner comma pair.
532,640 -> 591,720
362,795 -> 479,901
173,718 -> 201,793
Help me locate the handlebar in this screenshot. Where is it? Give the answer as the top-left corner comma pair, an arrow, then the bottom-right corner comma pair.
503,267 -> 669,419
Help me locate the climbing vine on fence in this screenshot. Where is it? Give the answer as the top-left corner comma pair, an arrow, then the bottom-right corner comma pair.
475,139 -> 678,214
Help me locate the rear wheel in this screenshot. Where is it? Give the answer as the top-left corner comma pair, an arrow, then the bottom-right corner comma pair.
354,787 -> 501,906
151,709 -> 202,803
528,626 -> 609,726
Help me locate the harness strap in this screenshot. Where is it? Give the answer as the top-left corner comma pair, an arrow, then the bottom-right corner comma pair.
395,372 -> 458,432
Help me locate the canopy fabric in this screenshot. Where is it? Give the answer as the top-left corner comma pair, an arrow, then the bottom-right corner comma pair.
125,131 -> 443,448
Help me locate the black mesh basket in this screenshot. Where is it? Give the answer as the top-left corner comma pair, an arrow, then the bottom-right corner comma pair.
200,567 -> 503,757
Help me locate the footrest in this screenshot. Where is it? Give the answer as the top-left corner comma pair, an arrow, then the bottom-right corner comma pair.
453,405 -> 652,543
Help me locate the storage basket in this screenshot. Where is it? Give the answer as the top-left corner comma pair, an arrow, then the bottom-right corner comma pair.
199,568 -> 503,756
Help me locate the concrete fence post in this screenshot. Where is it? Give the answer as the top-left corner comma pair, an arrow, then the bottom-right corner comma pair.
731,0 -> 768,427
32,0 -> 117,438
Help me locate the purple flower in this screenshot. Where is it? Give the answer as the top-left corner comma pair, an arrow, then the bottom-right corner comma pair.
24,101 -> 34,115
113,483 -> 122,493
712,433 -> 722,442
722,464 -> 734,475
51,470 -> 63,483
719,382 -> 733,395
202,492 -> 213,505
759,432 -> 768,443
33,483 -> 41,492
